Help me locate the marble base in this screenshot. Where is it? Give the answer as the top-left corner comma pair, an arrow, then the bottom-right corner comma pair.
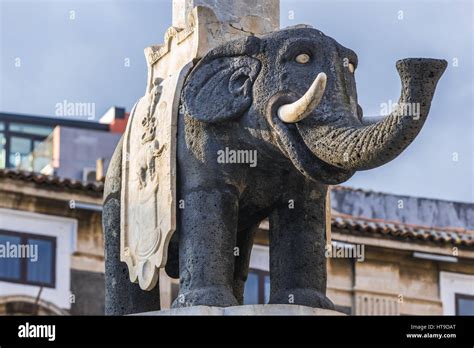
135,304 -> 346,316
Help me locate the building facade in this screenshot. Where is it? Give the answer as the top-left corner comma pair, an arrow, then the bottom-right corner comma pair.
0,170 -> 104,315
0,108 -> 127,180
0,108 -> 126,315
0,171 -> 472,315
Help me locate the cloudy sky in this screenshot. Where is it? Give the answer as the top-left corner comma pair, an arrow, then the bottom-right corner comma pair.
0,0 -> 472,202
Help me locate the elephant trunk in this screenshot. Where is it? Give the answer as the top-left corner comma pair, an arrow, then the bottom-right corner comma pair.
298,58 -> 447,171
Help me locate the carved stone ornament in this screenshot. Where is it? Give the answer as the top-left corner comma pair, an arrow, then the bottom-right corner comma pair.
119,4 -> 277,291
120,62 -> 193,290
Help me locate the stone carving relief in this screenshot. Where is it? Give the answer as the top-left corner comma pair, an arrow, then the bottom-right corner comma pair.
121,64 -> 193,290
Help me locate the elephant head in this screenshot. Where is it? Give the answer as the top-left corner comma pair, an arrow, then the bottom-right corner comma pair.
182,27 -> 447,184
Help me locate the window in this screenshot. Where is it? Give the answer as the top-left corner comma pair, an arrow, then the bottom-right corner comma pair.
455,294 -> 474,315
32,137 -> 53,173
9,136 -> 32,170
244,269 -> 270,304
0,234 -> 21,281
0,230 -> 56,288
0,120 -> 53,170
9,123 -> 53,137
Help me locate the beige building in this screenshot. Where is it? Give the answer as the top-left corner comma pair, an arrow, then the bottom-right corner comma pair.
0,169 -> 104,315
0,169 -> 473,315
327,212 -> 473,315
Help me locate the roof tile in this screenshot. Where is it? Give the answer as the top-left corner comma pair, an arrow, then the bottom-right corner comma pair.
332,213 -> 473,248
0,168 -> 103,193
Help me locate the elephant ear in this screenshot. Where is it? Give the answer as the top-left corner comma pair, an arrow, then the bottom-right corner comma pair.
182,36 -> 261,123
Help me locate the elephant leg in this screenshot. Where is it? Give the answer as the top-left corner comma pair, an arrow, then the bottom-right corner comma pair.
173,184 -> 239,308
268,178 -> 334,310
103,136 -> 161,315
232,224 -> 258,304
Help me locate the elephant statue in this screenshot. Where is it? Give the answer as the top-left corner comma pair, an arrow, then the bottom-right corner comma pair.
103,27 -> 446,314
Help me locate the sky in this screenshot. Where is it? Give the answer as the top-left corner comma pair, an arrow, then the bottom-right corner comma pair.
0,0 -> 473,203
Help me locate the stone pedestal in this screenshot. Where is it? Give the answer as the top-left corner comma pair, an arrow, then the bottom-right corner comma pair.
135,304 -> 346,316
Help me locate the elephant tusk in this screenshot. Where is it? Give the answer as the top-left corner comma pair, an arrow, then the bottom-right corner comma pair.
278,72 -> 327,123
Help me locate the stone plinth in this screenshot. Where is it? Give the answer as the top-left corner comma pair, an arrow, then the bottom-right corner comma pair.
135,305 -> 346,316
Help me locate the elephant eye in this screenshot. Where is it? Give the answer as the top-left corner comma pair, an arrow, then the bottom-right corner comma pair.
295,53 -> 311,64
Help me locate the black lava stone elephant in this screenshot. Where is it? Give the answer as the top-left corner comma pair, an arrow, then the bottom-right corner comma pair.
103,27 -> 446,314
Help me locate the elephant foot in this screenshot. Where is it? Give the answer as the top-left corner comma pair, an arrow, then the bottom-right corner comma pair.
172,286 -> 239,308
270,288 -> 335,310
